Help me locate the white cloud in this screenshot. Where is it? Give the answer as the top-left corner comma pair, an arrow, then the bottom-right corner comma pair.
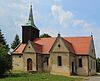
51,5 -> 73,28
73,19 -> 93,32
51,4 -> 93,33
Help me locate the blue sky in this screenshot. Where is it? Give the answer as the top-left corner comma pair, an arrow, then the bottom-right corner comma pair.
0,0 -> 100,57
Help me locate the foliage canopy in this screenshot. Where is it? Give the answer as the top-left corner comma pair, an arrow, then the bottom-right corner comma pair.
11,34 -> 20,50
40,33 -> 51,38
0,29 -> 11,75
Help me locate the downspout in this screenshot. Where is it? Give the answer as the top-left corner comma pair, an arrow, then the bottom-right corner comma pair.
88,56 -> 89,76
36,53 -> 38,71
69,52 -> 70,75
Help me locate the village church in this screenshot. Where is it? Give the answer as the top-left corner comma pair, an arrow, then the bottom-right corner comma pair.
12,5 -> 96,76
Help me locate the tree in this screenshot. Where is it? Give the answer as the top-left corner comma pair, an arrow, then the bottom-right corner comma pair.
0,29 -> 11,75
0,29 -> 9,49
11,34 -> 20,50
0,44 -> 11,75
96,58 -> 100,72
40,33 -> 51,38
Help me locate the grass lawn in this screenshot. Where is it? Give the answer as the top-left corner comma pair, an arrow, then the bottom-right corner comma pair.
0,72 -> 83,81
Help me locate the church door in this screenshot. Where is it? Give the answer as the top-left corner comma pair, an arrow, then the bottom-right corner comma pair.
27,58 -> 32,71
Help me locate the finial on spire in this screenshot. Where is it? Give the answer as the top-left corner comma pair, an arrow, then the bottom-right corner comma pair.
30,4 -> 32,8
58,33 -> 61,37
91,32 -> 93,37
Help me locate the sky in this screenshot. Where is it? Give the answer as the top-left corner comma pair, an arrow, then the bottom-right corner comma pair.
0,0 -> 100,57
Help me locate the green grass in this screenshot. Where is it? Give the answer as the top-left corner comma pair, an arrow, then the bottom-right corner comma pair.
0,72 -> 83,81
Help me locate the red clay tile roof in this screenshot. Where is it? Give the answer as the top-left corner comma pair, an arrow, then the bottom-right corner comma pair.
62,38 -> 75,53
32,43 -> 42,53
13,36 -> 92,55
33,37 -> 92,55
33,38 -> 56,54
13,43 -> 26,54
13,42 -> 42,54
64,37 -> 92,55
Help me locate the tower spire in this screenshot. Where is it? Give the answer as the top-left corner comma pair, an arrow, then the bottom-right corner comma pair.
26,4 -> 38,29
29,5 -> 34,24
22,3 -> 39,43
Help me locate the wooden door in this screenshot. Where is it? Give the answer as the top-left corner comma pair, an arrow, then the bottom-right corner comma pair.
27,58 -> 32,71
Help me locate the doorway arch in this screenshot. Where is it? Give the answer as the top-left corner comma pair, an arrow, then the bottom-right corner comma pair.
27,58 -> 32,71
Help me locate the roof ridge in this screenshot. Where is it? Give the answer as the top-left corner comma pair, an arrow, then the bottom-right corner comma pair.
61,37 -> 75,53
13,43 -> 22,52
34,36 -> 92,40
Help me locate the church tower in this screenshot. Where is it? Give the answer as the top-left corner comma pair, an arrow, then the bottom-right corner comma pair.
22,5 -> 39,43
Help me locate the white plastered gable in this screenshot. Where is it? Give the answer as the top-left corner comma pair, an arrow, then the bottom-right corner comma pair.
23,40 -> 36,53
50,37 -> 69,53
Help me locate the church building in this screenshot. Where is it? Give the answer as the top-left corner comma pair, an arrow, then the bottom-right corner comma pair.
12,5 -> 96,76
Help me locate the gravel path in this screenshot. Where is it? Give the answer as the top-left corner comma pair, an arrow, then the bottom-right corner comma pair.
84,73 -> 100,81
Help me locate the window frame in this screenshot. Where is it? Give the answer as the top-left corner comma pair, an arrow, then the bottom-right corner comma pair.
46,57 -> 49,66
57,56 -> 62,66
79,58 -> 82,67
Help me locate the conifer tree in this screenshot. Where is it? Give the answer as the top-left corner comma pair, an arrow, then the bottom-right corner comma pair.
0,29 -> 11,75
40,33 -> 51,38
0,29 -> 5,44
11,34 -> 20,50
